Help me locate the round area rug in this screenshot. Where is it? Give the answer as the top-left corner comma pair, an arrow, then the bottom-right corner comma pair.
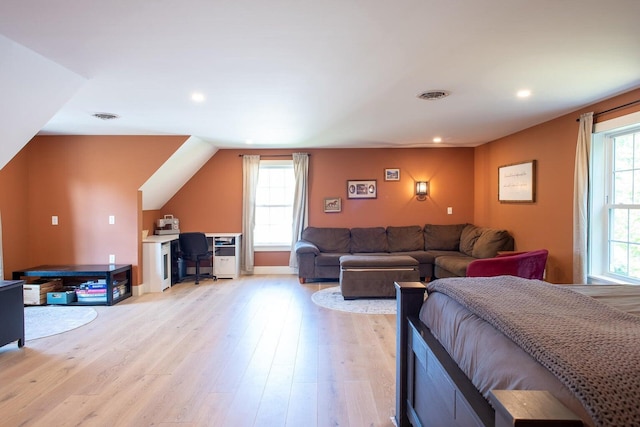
311,286 -> 396,315
25,306 -> 98,341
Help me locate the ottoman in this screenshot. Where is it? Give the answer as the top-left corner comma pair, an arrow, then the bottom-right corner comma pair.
339,255 -> 420,299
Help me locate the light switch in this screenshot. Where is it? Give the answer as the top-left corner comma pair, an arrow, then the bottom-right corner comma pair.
109,254 -> 116,264
52,215 -> 58,225
447,207 -> 453,215
109,215 -> 115,225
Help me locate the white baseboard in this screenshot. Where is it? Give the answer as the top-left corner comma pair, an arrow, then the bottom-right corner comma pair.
136,266 -> 298,296
249,266 -> 297,275
133,284 -> 145,296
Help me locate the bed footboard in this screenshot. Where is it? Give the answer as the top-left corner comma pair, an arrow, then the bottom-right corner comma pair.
395,281 -> 427,427
394,281 -> 584,427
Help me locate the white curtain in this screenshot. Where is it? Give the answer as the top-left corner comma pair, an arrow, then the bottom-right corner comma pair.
289,153 -> 309,268
242,155 -> 260,273
573,112 -> 593,283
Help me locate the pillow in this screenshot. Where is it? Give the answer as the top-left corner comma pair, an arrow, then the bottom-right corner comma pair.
387,225 -> 424,252
472,228 -> 514,258
301,227 -> 351,253
350,227 -> 389,253
424,223 -> 468,250
459,224 -> 482,256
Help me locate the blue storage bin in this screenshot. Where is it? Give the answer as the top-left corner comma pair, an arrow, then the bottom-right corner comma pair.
47,291 -> 77,305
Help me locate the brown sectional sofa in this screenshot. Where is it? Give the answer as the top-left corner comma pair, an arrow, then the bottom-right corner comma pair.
294,224 -> 514,283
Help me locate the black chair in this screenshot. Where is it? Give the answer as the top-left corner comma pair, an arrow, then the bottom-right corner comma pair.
178,232 -> 216,284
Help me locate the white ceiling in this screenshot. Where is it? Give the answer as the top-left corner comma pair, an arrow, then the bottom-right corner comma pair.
2,0 -> 640,149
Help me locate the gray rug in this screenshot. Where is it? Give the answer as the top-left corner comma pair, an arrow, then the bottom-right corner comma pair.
311,286 -> 396,315
25,306 -> 98,340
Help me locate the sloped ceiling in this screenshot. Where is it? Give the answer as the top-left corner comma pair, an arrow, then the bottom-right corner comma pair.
1,0 -> 639,152
139,136 -> 218,210
0,35 -> 85,169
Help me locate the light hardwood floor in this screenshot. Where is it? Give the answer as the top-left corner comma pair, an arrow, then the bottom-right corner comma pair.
0,275 -> 397,426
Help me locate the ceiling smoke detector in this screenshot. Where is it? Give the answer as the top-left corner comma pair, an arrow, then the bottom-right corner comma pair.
92,112 -> 120,120
417,90 -> 450,101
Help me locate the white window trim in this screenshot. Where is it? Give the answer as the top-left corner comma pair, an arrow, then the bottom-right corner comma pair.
254,159 -> 294,248
594,111 -> 640,134
589,111 -> 640,285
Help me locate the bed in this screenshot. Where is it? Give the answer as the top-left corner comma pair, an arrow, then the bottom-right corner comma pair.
394,276 -> 640,427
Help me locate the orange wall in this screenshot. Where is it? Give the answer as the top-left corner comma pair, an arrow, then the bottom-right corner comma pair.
3,88 -> 640,285
161,147 -> 476,266
476,87 -> 640,284
0,147 -> 30,278
0,135 -> 186,284
142,209 -> 161,236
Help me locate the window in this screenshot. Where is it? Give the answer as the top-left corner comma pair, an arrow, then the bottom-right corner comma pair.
590,113 -> 640,284
254,160 -> 294,248
608,130 -> 640,278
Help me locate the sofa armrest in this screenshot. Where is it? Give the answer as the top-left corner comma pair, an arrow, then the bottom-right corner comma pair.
294,240 -> 320,255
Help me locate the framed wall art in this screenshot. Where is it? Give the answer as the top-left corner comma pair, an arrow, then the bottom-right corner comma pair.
323,197 -> 342,213
385,168 -> 400,181
498,160 -> 536,203
347,180 -> 377,199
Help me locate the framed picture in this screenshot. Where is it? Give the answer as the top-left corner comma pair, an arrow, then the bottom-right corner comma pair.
498,160 -> 536,203
323,197 -> 342,213
347,180 -> 377,199
385,168 -> 400,181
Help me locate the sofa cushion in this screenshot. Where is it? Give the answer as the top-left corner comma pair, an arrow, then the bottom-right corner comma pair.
435,254 -> 476,277
301,227 -> 351,253
425,249 -> 465,259
350,227 -> 389,253
424,223 -> 468,250
472,228 -> 514,259
459,224 -> 483,256
387,225 -> 424,252
394,250 -> 435,265
315,252 -> 350,266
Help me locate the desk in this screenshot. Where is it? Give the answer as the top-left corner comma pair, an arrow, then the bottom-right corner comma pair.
143,235 -> 177,292
142,233 -> 242,293
0,280 -> 25,347
12,264 -> 132,306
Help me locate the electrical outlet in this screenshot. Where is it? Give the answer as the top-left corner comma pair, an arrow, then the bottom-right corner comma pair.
447,207 -> 453,215
109,215 -> 115,225
109,254 -> 116,264
52,216 -> 58,225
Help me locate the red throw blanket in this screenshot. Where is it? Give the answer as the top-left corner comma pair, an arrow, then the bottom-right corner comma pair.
427,276 -> 640,427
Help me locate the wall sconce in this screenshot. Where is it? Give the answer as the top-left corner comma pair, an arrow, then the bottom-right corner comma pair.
416,181 -> 429,201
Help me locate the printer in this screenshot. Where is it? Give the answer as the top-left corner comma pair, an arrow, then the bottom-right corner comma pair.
155,214 -> 180,235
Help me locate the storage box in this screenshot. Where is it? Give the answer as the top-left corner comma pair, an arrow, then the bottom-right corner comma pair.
23,279 -> 63,305
47,291 -> 77,305
76,289 -> 107,303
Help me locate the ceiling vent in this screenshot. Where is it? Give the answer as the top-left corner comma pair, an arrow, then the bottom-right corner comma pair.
417,90 -> 450,101
92,112 -> 120,120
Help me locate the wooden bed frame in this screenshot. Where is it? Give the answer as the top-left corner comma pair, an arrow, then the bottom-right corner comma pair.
394,281 -> 584,427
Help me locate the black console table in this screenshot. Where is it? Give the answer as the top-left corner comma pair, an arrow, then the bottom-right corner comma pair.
0,280 -> 25,348
13,264 -> 132,306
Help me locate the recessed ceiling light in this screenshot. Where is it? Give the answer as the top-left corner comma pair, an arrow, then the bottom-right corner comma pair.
417,90 -> 450,101
92,112 -> 119,120
517,89 -> 532,98
191,92 -> 205,102
433,137 -> 442,143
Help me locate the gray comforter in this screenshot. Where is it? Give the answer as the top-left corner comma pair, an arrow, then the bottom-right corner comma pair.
427,276 -> 640,427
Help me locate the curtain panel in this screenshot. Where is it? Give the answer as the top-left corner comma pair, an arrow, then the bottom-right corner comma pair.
242,155 -> 260,273
289,153 -> 309,268
573,112 -> 593,283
